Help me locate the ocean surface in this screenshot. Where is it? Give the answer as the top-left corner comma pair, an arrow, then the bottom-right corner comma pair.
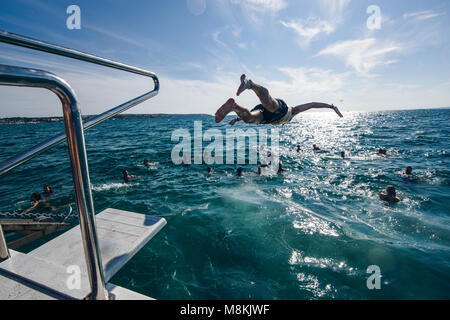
0,108 -> 449,299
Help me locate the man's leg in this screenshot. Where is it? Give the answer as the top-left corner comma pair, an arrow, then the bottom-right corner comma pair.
215,98 -> 263,124
292,102 -> 343,118
237,74 -> 279,113
232,102 -> 264,124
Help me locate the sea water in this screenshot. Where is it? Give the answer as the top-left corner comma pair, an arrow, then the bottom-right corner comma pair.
0,108 -> 449,299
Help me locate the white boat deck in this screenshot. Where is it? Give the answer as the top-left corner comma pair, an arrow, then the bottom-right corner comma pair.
0,266 -> 60,300
0,208 -> 166,300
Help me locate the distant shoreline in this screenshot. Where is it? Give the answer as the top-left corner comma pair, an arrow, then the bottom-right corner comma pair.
1,107 -> 449,125
0,113 -> 212,125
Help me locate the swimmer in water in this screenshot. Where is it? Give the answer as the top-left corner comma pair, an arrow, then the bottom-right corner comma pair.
22,192 -> 53,214
143,159 -> 158,167
313,144 -> 321,151
379,185 -> 401,203
122,170 -> 138,183
257,164 -> 269,175
277,161 -> 285,174
404,166 -> 412,176
206,167 -> 213,174
401,166 -> 418,181
296,145 -> 301,153
236,166 -> 244,177
43,185 -> 53,198
216,74 -> 343,126
340,151 -> 345,158
377,148 -> 387,156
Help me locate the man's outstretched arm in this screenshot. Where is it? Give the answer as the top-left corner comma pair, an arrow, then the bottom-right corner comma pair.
292,102 -> 331,115
292,102 -> 343,117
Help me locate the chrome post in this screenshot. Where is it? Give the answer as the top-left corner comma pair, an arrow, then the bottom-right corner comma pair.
61,89 -> 109,301
0,224 -> 10,261
0,65 -> 108,300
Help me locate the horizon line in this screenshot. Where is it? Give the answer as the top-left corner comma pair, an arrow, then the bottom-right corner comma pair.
1,105 -> 449,119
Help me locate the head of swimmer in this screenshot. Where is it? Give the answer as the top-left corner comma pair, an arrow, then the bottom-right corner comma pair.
386,185 -> 397,197
236,166 -> 243,176
31,192 -> 41,203
380,185 -> 400,202
405,166 -> 412,175
43,185 -> 52,195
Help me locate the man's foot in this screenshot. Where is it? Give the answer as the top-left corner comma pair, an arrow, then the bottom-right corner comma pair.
215,98 -> 235,123
236,74 -> 252,96
330,104 -> 343,118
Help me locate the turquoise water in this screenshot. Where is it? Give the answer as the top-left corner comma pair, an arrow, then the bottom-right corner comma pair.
1,108 -> 449,299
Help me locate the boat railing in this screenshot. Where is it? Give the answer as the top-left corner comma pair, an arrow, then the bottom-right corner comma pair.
0,30 -> 159,300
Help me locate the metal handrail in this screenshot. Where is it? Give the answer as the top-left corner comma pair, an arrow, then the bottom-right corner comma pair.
0,31 -> 160,300
0,30 -> 159,176
0,30 -> 158,79
0,64 -> 109,299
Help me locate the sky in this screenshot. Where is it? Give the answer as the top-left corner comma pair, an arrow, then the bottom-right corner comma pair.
0,0 -> 449,117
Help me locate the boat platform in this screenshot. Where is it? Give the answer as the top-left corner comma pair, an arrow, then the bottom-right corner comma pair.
0,219 -> 70,250
0,208 -> 166,300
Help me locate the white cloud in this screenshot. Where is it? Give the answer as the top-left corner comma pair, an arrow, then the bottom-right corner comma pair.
185,62 -> 206,70
231,25 -> 243,38
317,0 -> 351,18
281,17 -> 335,47
274,67 -> 346,92
340,79 -> 450,111
154,74 -> 236,114
84,24 -> 165,54
403,10 -> 445,21
212,31 -> 225,47
186,0 -> 207,16
230,0 -> 286,13
211,29 -> 237,60
317,38 -> 402,76
209,24 -> 251,66
230,0 -> 286,23
255,67 -> 348,106
280,0 -> 350,48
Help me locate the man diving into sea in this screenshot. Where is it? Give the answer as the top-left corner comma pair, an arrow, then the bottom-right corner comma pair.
215,74 -> 343,125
